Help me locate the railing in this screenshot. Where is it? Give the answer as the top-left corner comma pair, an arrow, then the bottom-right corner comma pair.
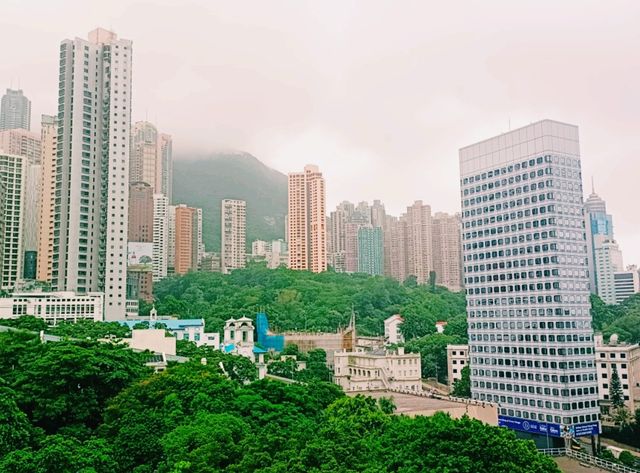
539,448 -> 640,473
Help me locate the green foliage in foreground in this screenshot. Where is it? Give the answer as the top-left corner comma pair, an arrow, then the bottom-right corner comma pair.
152,263 -> 467,338
0,328 -> 560,473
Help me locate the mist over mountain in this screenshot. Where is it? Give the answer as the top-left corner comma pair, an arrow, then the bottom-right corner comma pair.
173,152 -> 287,252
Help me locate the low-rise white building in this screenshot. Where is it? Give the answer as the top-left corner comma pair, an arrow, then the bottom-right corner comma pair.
447,344 -> 470,386
126,328 -> 177,356
118,314 -> 220,348
595,334 -> 640,413
384,314 -> 404,345
334,347 -> 422,392
0,291 -> 104,324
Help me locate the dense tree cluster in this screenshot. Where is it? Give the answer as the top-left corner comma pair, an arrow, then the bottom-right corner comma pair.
591,293 -> 640,343
0,327 -> 560,472
149,263 -> 467,338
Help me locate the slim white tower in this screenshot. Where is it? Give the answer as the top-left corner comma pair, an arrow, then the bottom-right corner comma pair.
152,194 -> 169,281
52,28 -> 132,320
221,199 -> 247,273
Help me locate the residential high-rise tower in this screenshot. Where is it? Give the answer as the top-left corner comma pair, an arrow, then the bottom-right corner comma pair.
0,128 -> 41,164
287,164 -> 327,272
152,194 -> 169,281
432,212 -> 463,291
357,226 -> 384,276
221,199 -> 246,273
52,28 -> 132,319
36,115 -> 58,282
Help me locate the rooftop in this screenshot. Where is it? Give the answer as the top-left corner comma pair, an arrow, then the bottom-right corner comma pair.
118,319 -> 204,330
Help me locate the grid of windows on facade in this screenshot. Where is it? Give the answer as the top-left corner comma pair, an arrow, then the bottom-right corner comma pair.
460,152 -> 599,426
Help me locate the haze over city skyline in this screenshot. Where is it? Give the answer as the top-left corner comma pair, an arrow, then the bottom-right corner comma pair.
2,0 -> 639,263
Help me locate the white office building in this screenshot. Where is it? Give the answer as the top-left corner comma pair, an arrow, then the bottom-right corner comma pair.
152,194 -> 169,281
52,28 -> 132,320
613,266 -> 640,304
221,199 -> 246,273
0,291 -> 104,324
593,236 -> 624,305
460,120 -> 600,440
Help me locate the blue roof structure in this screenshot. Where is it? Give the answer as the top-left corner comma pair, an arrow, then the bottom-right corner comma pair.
256,312 -> 284,352
117,319 -> 204,330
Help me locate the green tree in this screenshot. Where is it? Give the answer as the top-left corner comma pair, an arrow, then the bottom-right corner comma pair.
160,413 -> 249,472
0,316 -> 47,332
0,388 -> 33,457
619,450 -> 638,468
406,333 -> 461,383
612,407 -> 632,431
610,365 -> 625,409
452,364 -> 471,398
10,341 -> 150,433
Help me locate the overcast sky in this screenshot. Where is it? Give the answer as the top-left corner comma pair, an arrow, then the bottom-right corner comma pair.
2,0 -> 639,264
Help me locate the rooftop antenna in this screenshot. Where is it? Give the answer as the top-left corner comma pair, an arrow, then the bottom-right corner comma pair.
508,117 -> 511,131
591,176 -> 595,194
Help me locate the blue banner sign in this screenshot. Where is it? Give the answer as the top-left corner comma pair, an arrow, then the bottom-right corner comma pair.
498,415 -> 562,437
499,416 -> 601,438
570,422 -> 601,437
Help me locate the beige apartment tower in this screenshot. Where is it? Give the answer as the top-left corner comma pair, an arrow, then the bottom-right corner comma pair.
0,128 -> 41,164
36,115 -> 57,282
221,199 -> 246,274
287,164 -> 327,273
403,200 -> 433,284
432,212 -> 463,291
174,205 -> 201,275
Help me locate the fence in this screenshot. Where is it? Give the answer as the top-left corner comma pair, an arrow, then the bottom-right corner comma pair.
539,448 -> 640,473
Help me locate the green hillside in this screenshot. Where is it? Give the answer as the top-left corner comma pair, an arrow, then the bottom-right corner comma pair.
173,152 -> 287,252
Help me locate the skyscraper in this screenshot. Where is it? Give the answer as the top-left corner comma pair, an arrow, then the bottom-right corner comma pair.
613,266 -> 640,304
159,133 -> 173,203
385,215 -> 407,282
127,182 -> 154,303
370,199 -> 386,228
431,212 -> 463,291
22,163 -> 41,280
128,182 -> 154,242
152,194 -> 169,281
173,204 -> 201,275
0,154 -> 27,289
593,236 -> 623,304
287,164 -> 327,273
584,185 -> 614,294
36,115 -> 57,282
357,226 -> 384,276
221,199 -> 246,273
327,201 -> 353,272
0,88 -> 31,131
52,28 -> 132,320
0,128 -> 41,164
130,121 -> 159,190
403,201 -> 433,284
129,122 -> 172,201
460,120 -> 600,442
